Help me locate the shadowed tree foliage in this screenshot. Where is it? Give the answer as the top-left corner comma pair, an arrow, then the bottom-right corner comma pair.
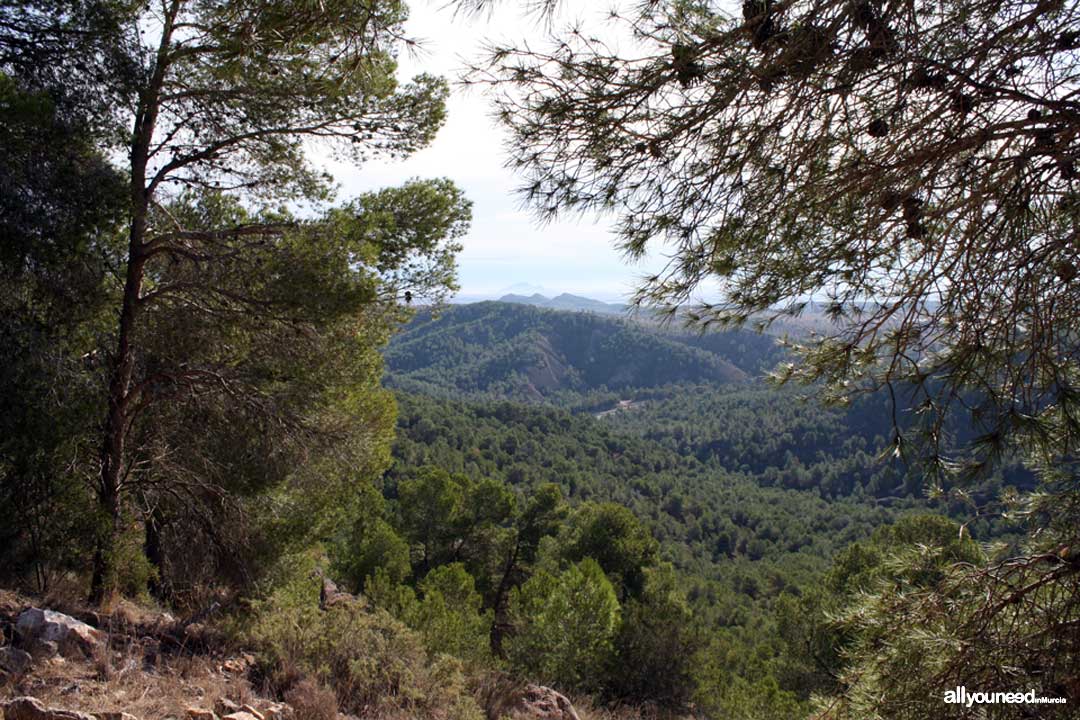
1,0 -> 469,602
609,563 -> 701,707
811,496 -> 1079,719
127,186 -> 470,599
0,73 -> 126,591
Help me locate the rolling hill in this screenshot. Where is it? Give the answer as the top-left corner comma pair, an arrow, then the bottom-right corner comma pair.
384,301 -> 782,401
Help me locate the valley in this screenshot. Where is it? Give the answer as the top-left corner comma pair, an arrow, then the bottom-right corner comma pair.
373,299 -> 1031,715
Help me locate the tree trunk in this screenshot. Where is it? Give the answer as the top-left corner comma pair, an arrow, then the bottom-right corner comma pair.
144,505 -> 167,601
89,479 -> 123,603
88,0 -> 177,604
489,544 -> 520,658
89,231 -> 147,604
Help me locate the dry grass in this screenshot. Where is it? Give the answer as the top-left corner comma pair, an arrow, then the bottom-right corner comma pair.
0,588 -> 269,719
284,678 -> 338,720
471,670 -> 525,720
39,576 -> 94,618
3,634 -> 251,718
0,588 -> 688,720
0,589 -> 29,617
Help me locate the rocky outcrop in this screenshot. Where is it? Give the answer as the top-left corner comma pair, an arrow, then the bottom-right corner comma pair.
504,685 -> 581,720
186,698 -> 291,720
317,577 -> 355,609
256,703 -> 290,720
0,646 -> 32,675
15,609 -> 105,658
0,698 -> 142,720
1,696 -> 96,720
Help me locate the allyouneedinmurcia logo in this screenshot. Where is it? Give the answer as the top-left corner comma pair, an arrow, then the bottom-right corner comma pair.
944,686 -> 1068,708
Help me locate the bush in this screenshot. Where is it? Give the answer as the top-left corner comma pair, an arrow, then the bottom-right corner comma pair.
250,570 -> 483,720
408,563 -> 493,668
507,558 -> 620,693
284,679 -> 338,720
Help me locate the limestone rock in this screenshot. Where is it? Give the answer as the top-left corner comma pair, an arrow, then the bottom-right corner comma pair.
0,645 -> 32,674
318,577 -> 354,609
220,713 -> 261,720
220,658 -> 247,675
254,702 -> 291,720
238,707 -> 263,720
2,696 -> 97,720
15,609 -> 105,658
506,685 -> 580,720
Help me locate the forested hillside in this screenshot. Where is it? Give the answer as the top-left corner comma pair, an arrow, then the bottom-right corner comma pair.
385,302 -> 779,400
386,302 -> 1031,504
390,391 -> 907,577
374,301 -> 1032,716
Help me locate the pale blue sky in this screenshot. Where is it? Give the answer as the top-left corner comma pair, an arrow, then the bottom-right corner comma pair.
323,1 -> 660,302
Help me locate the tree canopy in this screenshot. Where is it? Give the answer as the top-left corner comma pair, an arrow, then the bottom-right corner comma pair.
0,0 -> 470,601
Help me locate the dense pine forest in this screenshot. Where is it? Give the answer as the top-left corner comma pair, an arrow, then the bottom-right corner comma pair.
374,300 -> 1033,715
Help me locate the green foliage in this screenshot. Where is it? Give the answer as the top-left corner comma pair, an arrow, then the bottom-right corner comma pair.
250,565 -> 483,720
560,502 -> 658,600
0,72 -> 125,590
382,304 -> 1044,713
396,466 -> 515,577
818,549 -> 1079,719
507,559 -> 621,693
343,178 -> 470,304
387,304 -> 1033,507
364,567 -> 421,619
473,0 -> 1080,471
391,390 -> 909,587
408,563 -> 492,667
336,518 -> 412,594
127,188 -> 444,594
775,514 -> 991,707
0,0 -> 471,602
609,564 -> 699,707
697,675 -> 807,720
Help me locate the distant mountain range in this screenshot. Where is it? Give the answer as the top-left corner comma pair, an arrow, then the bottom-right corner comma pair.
455,290 -> 841,339
496,292 -> 628,315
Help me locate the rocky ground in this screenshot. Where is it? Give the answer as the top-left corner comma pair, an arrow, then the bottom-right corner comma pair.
0,590 -> 284,720
0,590 -> 586,720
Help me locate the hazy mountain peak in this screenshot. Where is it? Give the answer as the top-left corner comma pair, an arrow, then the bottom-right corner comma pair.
497,292 -> 626,315
497,282 -> 554,296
